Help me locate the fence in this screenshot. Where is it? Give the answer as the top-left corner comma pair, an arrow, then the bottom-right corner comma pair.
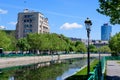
88,56 -> 120,80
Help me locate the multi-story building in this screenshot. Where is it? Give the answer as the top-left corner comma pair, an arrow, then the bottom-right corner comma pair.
101,23 -> 112,41
70,37 -> 108,47
16,9 -> 50,39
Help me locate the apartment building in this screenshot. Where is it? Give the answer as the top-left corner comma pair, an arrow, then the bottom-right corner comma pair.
16,9 -> 50,39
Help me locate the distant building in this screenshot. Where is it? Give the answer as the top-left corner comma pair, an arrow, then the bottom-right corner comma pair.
101,23 -> 112,41
69,37 -> 108,47
16,9 -> 50,39
92,40 -> 108,48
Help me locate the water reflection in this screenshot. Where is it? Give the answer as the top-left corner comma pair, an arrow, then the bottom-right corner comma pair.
7,58 -> 88,80
56,68 -> 80,80
9,76 -> 14,80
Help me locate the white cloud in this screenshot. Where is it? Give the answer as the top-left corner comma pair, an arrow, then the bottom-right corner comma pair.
60,22 -> 83,30
0,8 -> 8,14
0,25 -> 6,29
8,21 -> 17,25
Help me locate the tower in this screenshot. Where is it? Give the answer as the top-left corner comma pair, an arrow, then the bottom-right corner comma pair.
101,23 -> 112,41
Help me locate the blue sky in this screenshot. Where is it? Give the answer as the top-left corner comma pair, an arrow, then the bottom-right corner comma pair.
0,0 -> 120,40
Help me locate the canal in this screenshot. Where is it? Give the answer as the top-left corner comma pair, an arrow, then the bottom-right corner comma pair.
0,58 -> 92,80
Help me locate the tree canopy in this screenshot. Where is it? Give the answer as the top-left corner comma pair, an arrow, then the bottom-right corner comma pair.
98,45 -> 111,53
89,45 -> 97,53
109,32 -> 120,55
26,33 -> 87,54
0,30 -> 87,54
75,41 -> 86,53
17,38 -> 30,53
0,30 -> 11,50
97,0 -> 120,24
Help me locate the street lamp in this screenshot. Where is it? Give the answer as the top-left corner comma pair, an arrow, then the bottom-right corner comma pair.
84,18 -> 92,77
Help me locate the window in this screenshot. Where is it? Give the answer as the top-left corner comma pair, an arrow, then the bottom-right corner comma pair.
30,24 -> 32,27
30,19 -> 32,23
27,20 -> 29,22
24,15 -> 27,18
24,29 -> 32,33
24,24 -> 32,28
24,20 -> 26,22
24,15 -> 33,18
30,29 -> 32,32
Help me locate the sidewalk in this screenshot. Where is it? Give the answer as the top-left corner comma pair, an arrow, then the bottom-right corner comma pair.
106,60 -> 120,80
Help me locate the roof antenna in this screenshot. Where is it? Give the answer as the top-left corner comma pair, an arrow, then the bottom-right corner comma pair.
24,0 -> 27,9
24,0 -> 29,12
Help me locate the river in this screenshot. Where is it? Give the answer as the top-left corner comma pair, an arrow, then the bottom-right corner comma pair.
1,58 -> 89,80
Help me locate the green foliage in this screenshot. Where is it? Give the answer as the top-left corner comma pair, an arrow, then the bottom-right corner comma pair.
66,59 -> 99,80
89,45 -> 97,53
75,59 -> 99,75
27,33 -> 42,50
7,32 -> 17,51
0,30 -> 11,50
98,46 -> 111,53
26,33 -> 87,54
27,33 -> 72,53
0,30 -> 86,53
109,32 -> 120,55
97,0 -> 120,24
17,38 -> 30,52
75,41 -> 86,53
0,63 -> 68,80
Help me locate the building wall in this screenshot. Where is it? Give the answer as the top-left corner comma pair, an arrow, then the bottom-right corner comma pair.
101,23 -> 112,41
16,9 -> 50,39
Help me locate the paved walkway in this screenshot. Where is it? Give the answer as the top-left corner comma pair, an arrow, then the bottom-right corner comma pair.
107,60 -> 120,80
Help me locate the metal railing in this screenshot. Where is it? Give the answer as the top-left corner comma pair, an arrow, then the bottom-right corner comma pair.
88,56 -> 120,80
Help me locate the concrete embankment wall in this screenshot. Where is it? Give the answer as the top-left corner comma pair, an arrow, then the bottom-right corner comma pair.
0,54 -> 110,68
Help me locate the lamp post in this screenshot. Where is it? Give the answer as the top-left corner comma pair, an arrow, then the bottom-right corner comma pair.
84,18 -> 92,77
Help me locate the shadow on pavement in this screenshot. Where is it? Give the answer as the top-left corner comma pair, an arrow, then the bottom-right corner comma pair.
65,75 -> 88,80
106,76 -> 120,80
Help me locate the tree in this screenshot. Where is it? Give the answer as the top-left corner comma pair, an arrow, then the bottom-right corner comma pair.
59,34 -> 71,52
8,31 -> 17,51
109,32 -> 120,55
27,33 -> 43,54
97,0 -> 120,24
0,30 -> 11,50
75,41 -> 86,53
89,45 -> 97,53
17,38 -> 30,53
47,33 -> 69,54
98,46 -> 111,53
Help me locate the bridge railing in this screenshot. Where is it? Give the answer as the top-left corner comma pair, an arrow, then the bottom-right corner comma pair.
88,56 -> 120,80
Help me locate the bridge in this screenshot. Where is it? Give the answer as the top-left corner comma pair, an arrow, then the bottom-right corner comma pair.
0,54 -> 110,69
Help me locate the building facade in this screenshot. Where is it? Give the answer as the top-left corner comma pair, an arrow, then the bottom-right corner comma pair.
101,23 -> 112,41
70,37 -> 108,47
16,9 -> 50,39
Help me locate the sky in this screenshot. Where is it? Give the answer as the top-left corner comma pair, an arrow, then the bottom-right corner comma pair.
0,0 -> 120,40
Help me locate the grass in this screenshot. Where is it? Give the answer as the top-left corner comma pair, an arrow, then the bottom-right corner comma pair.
75,59 -> 99,75
66,59 -> 99,80
117,61 -> 120,64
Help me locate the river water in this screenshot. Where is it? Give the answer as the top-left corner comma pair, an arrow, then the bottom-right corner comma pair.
56,58 -> 87,80
7,58 -> 88,80
56,68 -> 80,80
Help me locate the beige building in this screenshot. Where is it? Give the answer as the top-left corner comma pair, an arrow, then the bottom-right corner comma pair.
16,9 -> 50,39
